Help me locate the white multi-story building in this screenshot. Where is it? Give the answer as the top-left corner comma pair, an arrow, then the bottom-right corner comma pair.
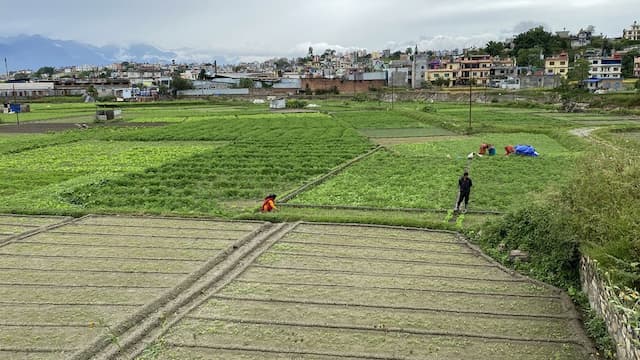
623,21 -> 640,41
634,56 -> 640,78
585,57 -> 623,91
589,57 -> 622,79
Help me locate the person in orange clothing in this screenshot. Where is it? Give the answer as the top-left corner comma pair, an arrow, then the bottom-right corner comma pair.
478,143 -> 490,155
260,194 -> 277,212
505,145 -> 515,156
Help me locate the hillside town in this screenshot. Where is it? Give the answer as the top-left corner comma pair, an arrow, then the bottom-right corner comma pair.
2,22 -> 640,101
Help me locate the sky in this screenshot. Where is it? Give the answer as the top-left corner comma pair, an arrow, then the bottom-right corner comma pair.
0,0 -> 637,61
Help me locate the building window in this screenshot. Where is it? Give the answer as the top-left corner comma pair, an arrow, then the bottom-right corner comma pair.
560,61 -> 565,65
549,61 -> 555,65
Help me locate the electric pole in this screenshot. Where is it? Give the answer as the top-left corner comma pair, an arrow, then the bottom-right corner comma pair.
468,77 -> 472,132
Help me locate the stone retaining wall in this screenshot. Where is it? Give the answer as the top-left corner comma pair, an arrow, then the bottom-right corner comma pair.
580,256 -> 640,359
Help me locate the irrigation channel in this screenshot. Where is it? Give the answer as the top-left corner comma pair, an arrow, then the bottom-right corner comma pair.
0,214 -> 596,359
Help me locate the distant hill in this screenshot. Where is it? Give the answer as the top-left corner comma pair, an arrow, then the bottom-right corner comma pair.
0,35 -> 225,71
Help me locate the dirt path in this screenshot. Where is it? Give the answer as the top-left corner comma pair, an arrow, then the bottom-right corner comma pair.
569,127 -> 598,138
570,127 -> 623,152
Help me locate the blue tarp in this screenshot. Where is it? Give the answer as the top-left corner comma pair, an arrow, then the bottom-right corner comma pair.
514,144 -> 538,157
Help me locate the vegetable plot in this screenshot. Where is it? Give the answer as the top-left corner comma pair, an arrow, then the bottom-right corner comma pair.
292,133 -> 577,211
0,215 -> 263,359
150,223 -> 591,359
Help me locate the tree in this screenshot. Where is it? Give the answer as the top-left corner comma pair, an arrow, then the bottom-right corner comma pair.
197,69 -> 207,80
567,58 -> 590,82
86,85 -> 98,98
621,50 -> 640,78
485,41 -> 505,57
516,47 -> 545,67
308,46 -> 313,56
158,84 -> 169,96
511,26 -> 570,61
171,76 -> 193,92
35,66 -> 55,78
238,78 -> 254,88
406,47 -> 413,55
512,26 -> 554,55
14,73 -> 30,80
433,77 -> 450,87
274,58 -> 290,71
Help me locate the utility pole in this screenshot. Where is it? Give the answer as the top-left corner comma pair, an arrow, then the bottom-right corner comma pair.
468,77 -> 472,132
391,67 -> 395,109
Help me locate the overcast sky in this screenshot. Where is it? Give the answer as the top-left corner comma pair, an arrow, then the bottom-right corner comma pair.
0,0 -> 637,60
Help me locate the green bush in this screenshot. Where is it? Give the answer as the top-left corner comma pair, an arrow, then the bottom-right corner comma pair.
286,99 -> 308,109
352,93 -> 369,102
475,203 -> 580,288
561,150 -> 640,287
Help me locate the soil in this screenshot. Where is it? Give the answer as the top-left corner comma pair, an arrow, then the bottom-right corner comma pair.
0,216 -> 596,360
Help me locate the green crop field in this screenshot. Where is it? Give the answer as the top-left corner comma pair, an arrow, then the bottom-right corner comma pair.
291,132 -> 577,211
61,113 -> 372,215
0,100 -> 604,220
0,140 -> 223,213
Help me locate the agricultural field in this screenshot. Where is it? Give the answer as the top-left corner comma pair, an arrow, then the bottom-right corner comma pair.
0,100 -> 602,220
143,222 -> 593,359
63,113 -> 372,215
0,215 -> 265,359
291,132 -> 578,211
0,140 -> 224,213
0,111 -> 373,216
0,214 -> 71,244
0,103 -> 95,123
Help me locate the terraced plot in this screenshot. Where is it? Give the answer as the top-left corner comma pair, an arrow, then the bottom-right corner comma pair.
0,214 -> 71,245
0,215 -> 265,360
149,223 -> 593,360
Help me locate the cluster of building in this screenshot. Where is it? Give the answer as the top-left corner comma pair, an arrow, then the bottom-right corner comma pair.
2,22 -> 640,100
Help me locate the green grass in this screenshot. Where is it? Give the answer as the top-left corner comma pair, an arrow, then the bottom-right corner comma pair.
0,103 -> 95,123
358,127 -> 455,137
334,110 -> 433,129
62,113 -> 372,216
291,133 -> 576,211
0,140 -> 222,213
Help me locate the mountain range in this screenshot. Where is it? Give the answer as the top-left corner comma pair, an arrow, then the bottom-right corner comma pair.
0,35 -> 227,71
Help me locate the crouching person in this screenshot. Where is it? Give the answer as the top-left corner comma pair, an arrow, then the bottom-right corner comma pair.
261,194 -> 277,212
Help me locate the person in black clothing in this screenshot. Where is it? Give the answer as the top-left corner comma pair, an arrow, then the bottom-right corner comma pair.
455,171 -> 472,213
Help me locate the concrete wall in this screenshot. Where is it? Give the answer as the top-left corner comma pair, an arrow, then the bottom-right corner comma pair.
300,78 -> 385,94
518,75 -> 561,89
177,88 -> 249,96
581,256 -> 640,360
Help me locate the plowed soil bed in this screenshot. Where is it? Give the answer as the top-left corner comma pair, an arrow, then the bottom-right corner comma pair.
0,215 -> 262,358
148,223 -> 592,360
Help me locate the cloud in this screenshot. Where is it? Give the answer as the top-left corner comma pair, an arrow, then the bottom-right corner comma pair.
0,0 -> 638,61
511,21 -> 549,34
